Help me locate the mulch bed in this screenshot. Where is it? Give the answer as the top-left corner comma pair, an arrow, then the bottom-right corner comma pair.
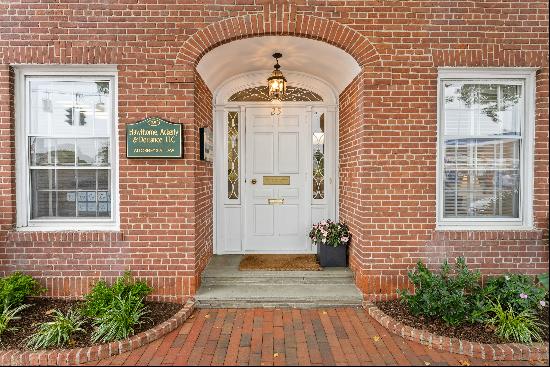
375,300 -> 549,344
239,254 -> 322,271
0,298 -> 183,351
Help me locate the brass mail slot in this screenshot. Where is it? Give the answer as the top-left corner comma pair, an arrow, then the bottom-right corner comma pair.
268,198 -> 284,205
263,176 -> 290,185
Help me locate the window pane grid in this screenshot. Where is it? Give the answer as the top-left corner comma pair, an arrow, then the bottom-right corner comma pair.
29,79 -> 111,138
442,80 -> 522,220
27,78 -> 113,221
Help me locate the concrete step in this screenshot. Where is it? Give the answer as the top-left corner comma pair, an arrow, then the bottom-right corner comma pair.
195,255 -> 364,308
197,300 -> 363,309
201,268 -> 354,285
195,283 -> 363,309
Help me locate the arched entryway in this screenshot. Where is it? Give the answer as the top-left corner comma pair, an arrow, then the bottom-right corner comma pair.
169,7 -> 385,295
195,35 -> 361,255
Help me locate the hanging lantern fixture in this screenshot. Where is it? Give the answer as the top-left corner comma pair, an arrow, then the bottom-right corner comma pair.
267,53 -> 287,101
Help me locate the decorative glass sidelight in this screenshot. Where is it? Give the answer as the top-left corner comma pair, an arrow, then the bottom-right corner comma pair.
312,112 -> 325,200
227,112 -> 239,200
228,86 -> 323,102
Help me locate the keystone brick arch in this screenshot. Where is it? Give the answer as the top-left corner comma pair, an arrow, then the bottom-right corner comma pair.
168,5 -> 383,83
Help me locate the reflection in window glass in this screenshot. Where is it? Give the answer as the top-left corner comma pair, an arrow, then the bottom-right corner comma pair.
28,79 -> 112,219
443,82 -> 522,218
312,112 -> 325,200
227,112 -> 239,200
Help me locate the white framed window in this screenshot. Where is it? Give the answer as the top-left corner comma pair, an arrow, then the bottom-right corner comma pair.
14,65 -> 119,231
437,68 -> 536,230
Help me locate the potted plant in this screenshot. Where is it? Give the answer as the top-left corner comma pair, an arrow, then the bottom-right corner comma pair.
309,220 -> 350,267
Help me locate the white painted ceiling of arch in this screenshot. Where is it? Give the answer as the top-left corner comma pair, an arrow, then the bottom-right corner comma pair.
196,36 -> 361,94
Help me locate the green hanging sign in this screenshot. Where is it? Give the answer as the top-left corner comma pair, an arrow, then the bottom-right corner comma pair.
126,117 -> 183,158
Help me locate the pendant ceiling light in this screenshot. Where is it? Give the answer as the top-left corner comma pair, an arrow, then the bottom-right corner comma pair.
267,52 -> 287,102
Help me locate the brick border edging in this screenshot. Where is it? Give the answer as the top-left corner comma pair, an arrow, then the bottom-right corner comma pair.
0,299 -> 195,366
363,301 -> 549,361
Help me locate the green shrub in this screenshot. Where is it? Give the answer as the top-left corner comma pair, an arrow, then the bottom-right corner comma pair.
485,301 -> 545,344
0,303 -> 32,339
26,309 -> 85,350
479,274 -> 547,314
91,295 -> 149,343
0,272 -> 45,308
537,273 -> 549,293
83,272 -> 152,318
397,257 -> 481,326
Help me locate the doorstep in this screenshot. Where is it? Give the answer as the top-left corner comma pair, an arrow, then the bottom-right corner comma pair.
195,255 -> 363,308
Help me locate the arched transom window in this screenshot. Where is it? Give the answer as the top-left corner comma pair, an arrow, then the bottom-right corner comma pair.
228,86 -> 323,102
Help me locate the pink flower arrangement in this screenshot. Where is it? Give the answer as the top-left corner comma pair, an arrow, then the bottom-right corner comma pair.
309,220 -> 350,247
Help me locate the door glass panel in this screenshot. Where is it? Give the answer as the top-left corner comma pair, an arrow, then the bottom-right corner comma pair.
227,112 -> 239,200
312,112 -> 325,199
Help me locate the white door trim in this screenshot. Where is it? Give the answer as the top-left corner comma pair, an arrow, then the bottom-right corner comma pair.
213,72 -> 339,254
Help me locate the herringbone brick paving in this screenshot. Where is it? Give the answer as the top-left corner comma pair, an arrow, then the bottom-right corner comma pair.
84,308 -> 548,366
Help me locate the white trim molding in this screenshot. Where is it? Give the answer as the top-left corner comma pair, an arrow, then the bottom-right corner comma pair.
436,67 -> 537,230
13,64 -> 120,231
213,72 -> 339,254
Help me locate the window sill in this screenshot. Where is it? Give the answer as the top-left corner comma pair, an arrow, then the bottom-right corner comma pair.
436,223 -> 534,231
16,222 -> 120,232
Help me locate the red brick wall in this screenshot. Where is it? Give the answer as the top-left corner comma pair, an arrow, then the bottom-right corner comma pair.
0,0 -> 548,301
193,72 -> 214,288
338,74 -> 366,277
0,65 -> 16,275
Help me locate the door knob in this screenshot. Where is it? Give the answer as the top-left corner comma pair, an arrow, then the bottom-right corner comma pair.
251,179 -> 257,184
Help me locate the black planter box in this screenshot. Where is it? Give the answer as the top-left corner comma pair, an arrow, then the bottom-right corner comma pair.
317,242 -> 347,267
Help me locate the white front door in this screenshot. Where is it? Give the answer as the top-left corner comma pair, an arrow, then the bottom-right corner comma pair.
244,107 -> 311,253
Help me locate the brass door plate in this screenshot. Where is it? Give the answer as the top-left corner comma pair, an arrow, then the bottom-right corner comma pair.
263,176 -> 290,185
268,198 -> 284,205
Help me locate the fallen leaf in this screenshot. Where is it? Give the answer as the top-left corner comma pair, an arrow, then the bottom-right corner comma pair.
205,314 -> 210,319
423,362 -> 430,366
322,311 -> 328,314
372,336 -> 381,342
45,309 -> 55,315
273,353 -> 279,358
458,360 -> 470,366
189,314 -> 195,319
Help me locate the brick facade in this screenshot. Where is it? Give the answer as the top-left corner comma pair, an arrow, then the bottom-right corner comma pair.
0,0 -> 548,301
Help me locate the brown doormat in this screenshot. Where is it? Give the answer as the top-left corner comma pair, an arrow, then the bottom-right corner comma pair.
239,254 -> 322,271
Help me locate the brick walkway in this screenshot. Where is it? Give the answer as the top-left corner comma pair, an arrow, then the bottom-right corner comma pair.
84,308 -> 547,366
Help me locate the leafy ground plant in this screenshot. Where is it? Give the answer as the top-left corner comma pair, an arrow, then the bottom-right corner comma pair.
485,301 -> 545,344
26,308 -> 85,350
398,257 -> 481,326
537,273 -> 549,293
0,272 -> 45,308
479,274 -> 547,314
83,272 -> 152,319
91,295 -> 150,343
0,303 -> 32,339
